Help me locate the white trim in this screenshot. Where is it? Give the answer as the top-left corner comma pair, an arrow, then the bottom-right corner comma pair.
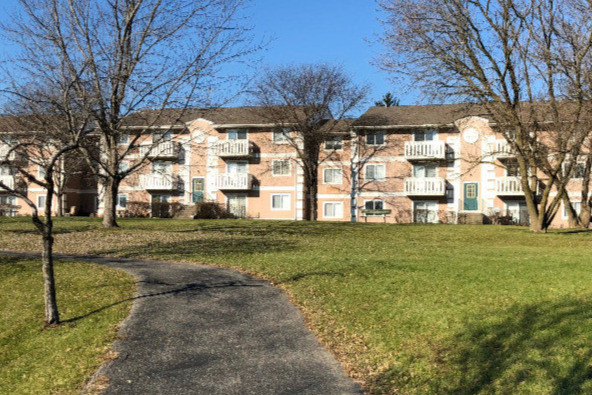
322,201 -> 344,219
323,168 -> 343,185
256,186 -> 297,192
226,128 -> 249,141
225,160 -> 249,174
116,193 -> 128,210
318,194 -> 350,199
364,163 -> 386,182
272,128 -> 291,144
37,165 -> 46,180
270,193 -> 291,211
37,194 -> 47,210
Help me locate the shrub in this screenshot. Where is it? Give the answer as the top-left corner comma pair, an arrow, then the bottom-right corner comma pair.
123,201 -> 151,218
194,202 -> 236,219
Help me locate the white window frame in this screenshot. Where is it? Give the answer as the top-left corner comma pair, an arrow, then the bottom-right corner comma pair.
271,159 -> 291,176
271,193 -> 291,211
365,131 -> 386,146
117,193 -> 128,209
562,161 -> 586,179
563,200 -> 582,219
323,201 -> 343,219
323,168 -> 343,184
37,194 -> 47,210
364,164 -> 386,181
226,160 -> 249,174
324,136 -> 343,150
227,129 -> 248,140
273,128 -> 291,144
363,199 -> 385,216
0,195 -> 16,205
38,165 -> 46,180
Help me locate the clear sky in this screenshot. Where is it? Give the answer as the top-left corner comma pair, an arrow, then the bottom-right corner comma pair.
0,0 -> 418,114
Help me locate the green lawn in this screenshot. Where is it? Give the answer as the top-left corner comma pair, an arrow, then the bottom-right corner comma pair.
0,254 -> 135,394
1,217 -> 592,393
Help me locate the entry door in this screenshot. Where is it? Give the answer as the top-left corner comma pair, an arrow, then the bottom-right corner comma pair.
192,177 -> 205,203
507,201 -> 529,225
463,183 -> 479,211
227,161 -> 247,174
227,194 -> 247,218
414,201 -> 438,223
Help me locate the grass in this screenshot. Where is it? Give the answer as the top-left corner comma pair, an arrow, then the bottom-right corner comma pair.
0,254 -> 135,394
2,217 -> 592,393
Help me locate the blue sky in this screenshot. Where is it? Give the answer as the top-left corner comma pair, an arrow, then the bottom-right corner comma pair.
0,0 -> 417,113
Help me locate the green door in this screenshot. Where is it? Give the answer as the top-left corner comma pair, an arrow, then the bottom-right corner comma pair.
192,177 -> 205,203
463,183 -> 479,211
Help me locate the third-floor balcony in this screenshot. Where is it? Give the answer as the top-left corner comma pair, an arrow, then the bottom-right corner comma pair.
216,173 -> 254,190
489,140 -> 515,158
0,175 -> 15,190
496,177 -> 524,196
404,141 -> 446,160
404,177 -> 447,196
212,140 -> 253,158
139,174 -> 179,191
138,141 -> 180,160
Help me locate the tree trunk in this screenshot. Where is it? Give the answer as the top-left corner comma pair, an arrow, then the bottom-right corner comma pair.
56,192 -> 64,217
102,177 -> 120,227
561,192 -> 581,228
302,169 -> 318,221
580,205 -> 591,228
42,185 -> 59,326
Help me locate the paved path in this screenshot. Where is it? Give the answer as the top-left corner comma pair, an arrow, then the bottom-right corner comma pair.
3,252 -> 363,394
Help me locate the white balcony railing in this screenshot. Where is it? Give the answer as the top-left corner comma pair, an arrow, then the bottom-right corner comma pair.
496,177 -> 524,195
0,145 -> 16,161
489,140 -> 515,158
404,141 -> 446,160
0,175 -> 15,190
138,141 -> 179,160
216,173 -> 254,190
404,177 -> 446,196
212,140 -> 252,158
139,174 -> 178,190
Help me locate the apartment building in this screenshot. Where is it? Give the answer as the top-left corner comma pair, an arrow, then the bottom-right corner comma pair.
1,104 -> 588,227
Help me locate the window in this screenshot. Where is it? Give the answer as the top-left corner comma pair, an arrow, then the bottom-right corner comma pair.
325,136 -> 343,150
0,165 -> 11,176
153,130 -> 172,142
273,129 -> 290,143
365,164 -> 386,181
414,201 -> 438,223
117,194 -> 128,209
37,195 -> 46,209
38,166 -> 46,179
323,168 -> 342,184
364,200 -> 385,216
227,161 -> 248,174
563,201 -> 582,218
414,130 -> 436,141
366,131 -> 385,145
413,164 -> 437,178
119,132 -> 129,145
118,161 -> 129,173
152,161 -> 172,174
228,129 -> 247,140
272,159 -> 291,176
0,195 -> 16,205
323,202 -> 343,218
562,162 -> 586,179
505,161 -> 520,177
271,194 -> 290,210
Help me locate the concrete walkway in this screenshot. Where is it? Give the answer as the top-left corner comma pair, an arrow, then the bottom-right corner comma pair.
3,252 -> 363,394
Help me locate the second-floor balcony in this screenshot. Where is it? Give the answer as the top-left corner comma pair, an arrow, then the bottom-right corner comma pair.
404,141 -> 446,160
139,174 -> 179,191
0,175 -> 15,190
212,140 -> 253,158
0,145 -> 16,161
216,173 -> 254,190
489,140 -> 515,158
138,141 -> 180,160
404,177 -> 447,196
496,177 -> 524,195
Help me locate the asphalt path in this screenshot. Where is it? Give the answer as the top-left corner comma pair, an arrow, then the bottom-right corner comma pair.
3,252 -> 363,394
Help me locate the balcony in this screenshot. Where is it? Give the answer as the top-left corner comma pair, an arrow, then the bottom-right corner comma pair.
404,177 -> 446,196
0,175 -> 15,190
0,145 -> 16,161
212,140 -> 253,158
496,177 -> 524,195
216,173 -> 254,190
138,141 -> 180,160
139,174 -> 179,191
404,141 -> 446,160
489,140 -> 515,158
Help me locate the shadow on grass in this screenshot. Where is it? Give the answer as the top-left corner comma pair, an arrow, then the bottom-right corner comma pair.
175,220 -> 357,237
90,235 -> 298,259
63,279 -> 263,324
6,225 -> 96,235
370,298 -> 592,394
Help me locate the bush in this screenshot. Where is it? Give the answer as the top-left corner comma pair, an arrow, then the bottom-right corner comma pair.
151,202 -> 184,218
194,202 -> 236,219
123,201 -> 151,218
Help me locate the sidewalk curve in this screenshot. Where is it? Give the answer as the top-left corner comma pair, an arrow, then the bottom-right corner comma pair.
3,252 -> 363,394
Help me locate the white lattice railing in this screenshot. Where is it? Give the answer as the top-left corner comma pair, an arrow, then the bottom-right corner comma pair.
404,177 -> 446,196
212,140 -> 252,157
216,173 -> 254,190
139,174 -> 178,190
138,141 -> 179,159
404,141 -> 446,160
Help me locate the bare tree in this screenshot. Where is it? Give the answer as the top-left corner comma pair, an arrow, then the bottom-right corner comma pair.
2,0 -> 258,227
251,64 -> 368,220
380,0 -> 592,232
0,86 -> 90,326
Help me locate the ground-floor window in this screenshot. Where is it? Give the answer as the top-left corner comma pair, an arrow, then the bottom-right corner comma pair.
563,200 -> 582,218
0,195 -> 16,205
271,194 -> 290,210
413,201 -> 438,223
364,199 -> 385,216
37,195 -> 47,210
227,194 -> 247,218
323,201 -> 343,219
117,194 -> 128,209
